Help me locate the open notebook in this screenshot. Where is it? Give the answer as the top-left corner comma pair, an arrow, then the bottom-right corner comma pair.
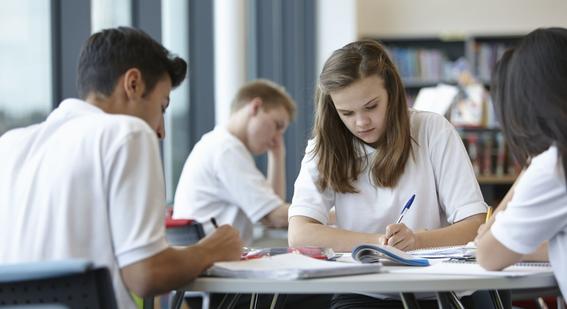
393,259 -> 552,277
409,242 -> 477,259
204,253 -> 383,280
352,244 -> 429,266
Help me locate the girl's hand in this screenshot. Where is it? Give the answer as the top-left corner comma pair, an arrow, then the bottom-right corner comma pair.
382,223 -> 418,251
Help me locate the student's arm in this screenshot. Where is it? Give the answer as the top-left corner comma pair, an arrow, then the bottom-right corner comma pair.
383,214 -> 485,250
120,225 -> 242,297
476,229 -> 548,270
476,171 -> 524,237
261,203 -> 289,228
267,134 -> 286,199
289,216 -> 382,252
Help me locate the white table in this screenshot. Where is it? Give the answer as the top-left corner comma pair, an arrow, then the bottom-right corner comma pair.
177,268 -> 557,309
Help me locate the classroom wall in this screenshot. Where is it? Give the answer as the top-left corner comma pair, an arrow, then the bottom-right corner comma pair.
357,0 -> 567,38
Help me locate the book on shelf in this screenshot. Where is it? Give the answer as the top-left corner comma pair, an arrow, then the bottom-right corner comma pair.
352,244 -> 429,266
204,253 -> 383,280
413,83 -> 459,116
459,128 -> 518,180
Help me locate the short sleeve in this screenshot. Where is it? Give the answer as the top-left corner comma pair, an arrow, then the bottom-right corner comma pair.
215,145 -> 282,223
491,147 -> 567,254
427,116 -> 487,223
289,141 -> 335,224
105,130 -> 168,267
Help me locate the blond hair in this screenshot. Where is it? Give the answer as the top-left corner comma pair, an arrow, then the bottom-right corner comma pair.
231,79 -> 296,119
312,40 -> 412,193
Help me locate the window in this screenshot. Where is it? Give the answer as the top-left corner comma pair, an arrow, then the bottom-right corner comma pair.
162,0 -> 191,202
0,0 -> 52,135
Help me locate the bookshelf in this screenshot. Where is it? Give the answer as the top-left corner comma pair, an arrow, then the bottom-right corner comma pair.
375,35 -> 523,205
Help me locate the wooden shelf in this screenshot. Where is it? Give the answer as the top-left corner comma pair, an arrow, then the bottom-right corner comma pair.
477,175 -> 516,185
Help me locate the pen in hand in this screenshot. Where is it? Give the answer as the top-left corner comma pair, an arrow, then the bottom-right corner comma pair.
395,194 -> 416,224
210,217 -> 219,229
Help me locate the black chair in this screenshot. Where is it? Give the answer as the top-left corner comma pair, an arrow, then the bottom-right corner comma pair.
0,260 -> 117,309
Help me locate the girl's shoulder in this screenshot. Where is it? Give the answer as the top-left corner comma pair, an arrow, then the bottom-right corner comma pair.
409,109 -> 455,139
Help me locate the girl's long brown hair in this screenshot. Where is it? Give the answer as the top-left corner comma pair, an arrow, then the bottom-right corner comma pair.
312,40 -> 411,193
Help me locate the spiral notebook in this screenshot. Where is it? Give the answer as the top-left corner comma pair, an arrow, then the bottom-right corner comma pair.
409,242 -> 476,259
393,259 -> 552,277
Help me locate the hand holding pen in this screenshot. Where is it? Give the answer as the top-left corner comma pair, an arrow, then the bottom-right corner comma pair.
382,194 -> 417,250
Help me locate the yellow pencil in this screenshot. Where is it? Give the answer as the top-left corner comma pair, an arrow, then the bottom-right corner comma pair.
485,206 -> 493,223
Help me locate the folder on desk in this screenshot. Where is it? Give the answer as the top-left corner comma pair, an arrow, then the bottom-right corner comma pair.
204,253 -> 383,280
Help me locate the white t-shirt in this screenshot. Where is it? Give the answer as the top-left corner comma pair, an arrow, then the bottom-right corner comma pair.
491,145 -> 567,297
290,110 -> 487,235
0,99 -> 168,309
174,126 -> 282,245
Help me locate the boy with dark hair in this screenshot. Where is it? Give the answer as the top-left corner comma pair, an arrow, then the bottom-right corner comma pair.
174,79 -> 295,245
0,27 -> 242,309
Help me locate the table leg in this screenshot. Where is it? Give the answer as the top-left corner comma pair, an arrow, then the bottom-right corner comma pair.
170,291 -> 185,309
400,292 -> 421,309
489,290 -> 505,309
269,293 -> 279,309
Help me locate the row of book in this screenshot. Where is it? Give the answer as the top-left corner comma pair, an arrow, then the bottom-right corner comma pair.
459,129 -> 520,178
388,47 -> 456,82
473,42 -> 510,82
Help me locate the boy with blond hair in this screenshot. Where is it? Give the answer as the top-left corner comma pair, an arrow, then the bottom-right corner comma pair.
174,79 -> 295,245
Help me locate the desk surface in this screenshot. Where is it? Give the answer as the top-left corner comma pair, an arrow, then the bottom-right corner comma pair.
185,269 -> 557,294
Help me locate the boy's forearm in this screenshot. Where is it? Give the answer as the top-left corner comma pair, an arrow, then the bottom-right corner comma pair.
121,246 -> 214,297
267,150 -> 286,199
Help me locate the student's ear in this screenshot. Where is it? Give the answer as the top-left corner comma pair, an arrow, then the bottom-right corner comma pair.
250,97 -> 263,116
123,68 -> 146,100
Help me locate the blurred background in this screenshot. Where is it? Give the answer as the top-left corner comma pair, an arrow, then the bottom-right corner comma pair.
1,0 -> 566,206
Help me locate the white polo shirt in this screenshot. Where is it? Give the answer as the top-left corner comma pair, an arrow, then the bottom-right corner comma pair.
290,110 -> 487,234
0,99 -> 168,309
492,145 -> 567,297
174,126 -> 282,245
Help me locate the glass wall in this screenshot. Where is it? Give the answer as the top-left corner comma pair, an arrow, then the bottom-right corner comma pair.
91,0 -> 131,32
162,0 -> 191,202
0,0 -> 52,135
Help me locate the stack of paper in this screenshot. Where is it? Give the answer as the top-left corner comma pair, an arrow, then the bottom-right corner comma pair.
205,253 -> 382,280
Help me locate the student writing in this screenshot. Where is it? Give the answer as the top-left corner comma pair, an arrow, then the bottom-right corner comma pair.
476,27 -> 567,298
0,27 -> 242,309
288,40 -> 488,308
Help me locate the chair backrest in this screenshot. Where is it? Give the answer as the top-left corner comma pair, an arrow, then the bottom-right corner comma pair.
0,260 -> 117,309
165,208 -> 205,246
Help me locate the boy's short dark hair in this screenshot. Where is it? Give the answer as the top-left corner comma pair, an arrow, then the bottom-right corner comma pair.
231,79 -> 296,120
77,27 -> 187,99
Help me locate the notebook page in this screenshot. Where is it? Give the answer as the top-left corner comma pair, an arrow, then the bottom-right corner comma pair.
392,259 -> 552,277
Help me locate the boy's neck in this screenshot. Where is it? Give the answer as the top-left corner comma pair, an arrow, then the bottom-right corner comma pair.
226,111 -> 249,148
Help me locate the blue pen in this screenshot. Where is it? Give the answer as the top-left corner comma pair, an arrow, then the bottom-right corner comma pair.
395,194 -> 416,224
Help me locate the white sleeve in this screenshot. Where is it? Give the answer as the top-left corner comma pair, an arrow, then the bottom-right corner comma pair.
215,146 -> 282,223
289,142 -> 335,225
105,131 -> 168,267
492,148 -> 567,254
428,119 -> 487,223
